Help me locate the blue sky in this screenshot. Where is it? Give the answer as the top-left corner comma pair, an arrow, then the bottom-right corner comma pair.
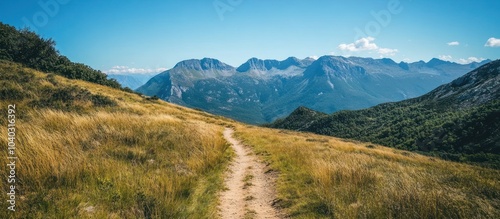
1,0 -> 499,74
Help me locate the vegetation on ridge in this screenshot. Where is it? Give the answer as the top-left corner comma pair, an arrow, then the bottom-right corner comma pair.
0,22 -> 122,89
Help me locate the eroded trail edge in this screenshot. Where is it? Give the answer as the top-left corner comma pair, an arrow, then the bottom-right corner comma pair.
219,128 -> 281,219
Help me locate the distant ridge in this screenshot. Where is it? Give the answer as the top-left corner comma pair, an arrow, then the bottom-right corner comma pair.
137,55 -> 491,124
107,73 -> 156,90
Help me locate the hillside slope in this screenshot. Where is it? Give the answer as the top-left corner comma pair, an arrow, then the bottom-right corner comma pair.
270,59 -> 500,168
235,125 -> 500,218
0,61 -> 233,218
1,60 -> 499,218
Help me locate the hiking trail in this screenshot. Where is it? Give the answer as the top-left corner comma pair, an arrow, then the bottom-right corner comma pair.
219,128 -> 282,219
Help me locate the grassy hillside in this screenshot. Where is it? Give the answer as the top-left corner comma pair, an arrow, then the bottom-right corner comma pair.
235,125 -> 500,218
1,60 -> 499,218
0,61 -> 233,218
270,60 -> 500,169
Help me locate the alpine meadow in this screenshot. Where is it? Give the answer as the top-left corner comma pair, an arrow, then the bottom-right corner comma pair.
1,1 -> 500,218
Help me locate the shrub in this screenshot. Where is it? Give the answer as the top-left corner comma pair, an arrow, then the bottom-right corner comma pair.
0,81 -> 28,100
0,22 -> 123,90
91,94 -> 117,107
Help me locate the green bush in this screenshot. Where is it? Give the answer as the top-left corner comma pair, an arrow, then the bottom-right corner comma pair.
0,22 -> 122,89
31,86 -> 117,110
0,81 -> 28,100
92,94 -> 118,107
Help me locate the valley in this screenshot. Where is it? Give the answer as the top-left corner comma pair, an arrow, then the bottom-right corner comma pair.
107,73 -> 156,90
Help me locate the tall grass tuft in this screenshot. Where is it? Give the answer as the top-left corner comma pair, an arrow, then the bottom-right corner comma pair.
235,125 -> 500,218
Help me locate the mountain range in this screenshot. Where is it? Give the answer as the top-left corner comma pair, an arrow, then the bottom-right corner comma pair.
107,73 -> 156,90
137,56 -> 490,124
270,59 -> 500,168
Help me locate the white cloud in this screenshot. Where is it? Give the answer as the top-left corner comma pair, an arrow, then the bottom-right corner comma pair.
438,55 -> 453,61
338,37 -> 398,57
105,66 -> 167,75
438,56 -> 485,64
308,56 -> 319,60
378,48 -> 399,56
485,37 -> 500,47
457,57 -> 486,64
447,41 -> 460,46
338,37 -> 378,52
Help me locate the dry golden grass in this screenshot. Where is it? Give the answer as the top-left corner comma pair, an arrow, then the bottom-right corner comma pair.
0,109 -> 231,218
1,61 -> 499,218
0,62 -> 232,218
234,125 -> 500,218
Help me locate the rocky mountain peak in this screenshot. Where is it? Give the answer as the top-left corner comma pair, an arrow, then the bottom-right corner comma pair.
236,57 -> 309,72
174,58 -> 234,71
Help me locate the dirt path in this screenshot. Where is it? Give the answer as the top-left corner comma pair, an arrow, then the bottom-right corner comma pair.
219,128 -> 281,219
